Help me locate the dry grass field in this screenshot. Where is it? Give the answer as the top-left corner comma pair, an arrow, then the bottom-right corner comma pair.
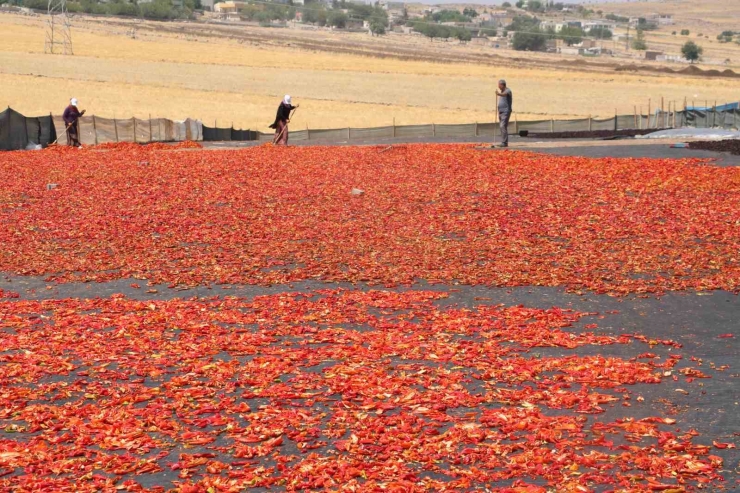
1,11 -> 738,131
603,0 -> 740,34
602,0 -> 740,65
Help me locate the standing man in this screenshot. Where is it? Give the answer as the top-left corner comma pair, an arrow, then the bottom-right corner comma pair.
269,95 -> 298,146
62,98 -> 85,147
495,80 -> 513,148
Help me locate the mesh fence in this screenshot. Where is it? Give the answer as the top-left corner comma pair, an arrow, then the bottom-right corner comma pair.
1,108 -> 56,151
4,107 -> 739,151
203,110 -> 737,142
49,115 -> 204,146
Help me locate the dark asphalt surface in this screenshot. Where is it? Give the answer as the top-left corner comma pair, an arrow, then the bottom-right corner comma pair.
523,143 -> 740,167
2,274 -> 738,490
203,136 -> 740,167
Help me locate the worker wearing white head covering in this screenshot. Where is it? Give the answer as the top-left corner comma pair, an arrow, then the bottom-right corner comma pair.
270,95 -> 299,145
63,98 -> 86,147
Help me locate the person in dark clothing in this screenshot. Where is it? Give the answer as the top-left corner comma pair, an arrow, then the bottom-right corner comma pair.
62,98 -> 85,147
495,80 -> 513,148
269,95 -> 298,145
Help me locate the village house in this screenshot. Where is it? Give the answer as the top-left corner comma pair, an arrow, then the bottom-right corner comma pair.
477,11 -> 513,28
539,20 -> 582,33
582,20 -> 616,32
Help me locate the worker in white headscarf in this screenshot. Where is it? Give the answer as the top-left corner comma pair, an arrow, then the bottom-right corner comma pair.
269,95 -> 298,145
62,98 -> 86,147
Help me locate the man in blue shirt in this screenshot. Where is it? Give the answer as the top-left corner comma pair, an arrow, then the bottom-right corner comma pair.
495,80 -> 513,148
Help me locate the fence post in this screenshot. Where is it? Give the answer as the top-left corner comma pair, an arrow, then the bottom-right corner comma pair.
713,100 -> 717,128
92,115 -> 98,145
474,121 -> 478,137
665,102 -> 669,128
393,117 -> 396,138
23,111 -> 29,145
614,109 -> 618,131
432,123 -> 436,137
347,127 -> 350,140
133,118 -> 137,143
550,118 -> 554,133
114,117 -> 119,142
149,114 -> 153,142
661,97 -> 664,127
634,105 -> 637,128
704,101 -> 708,128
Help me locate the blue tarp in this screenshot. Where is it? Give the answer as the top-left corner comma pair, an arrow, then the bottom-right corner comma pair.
685,102 -> 739,112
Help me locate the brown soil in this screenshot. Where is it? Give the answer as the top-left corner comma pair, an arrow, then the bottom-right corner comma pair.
616,63 -> 740,79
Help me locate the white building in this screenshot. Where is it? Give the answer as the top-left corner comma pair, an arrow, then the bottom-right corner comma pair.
582,21 -> 616,32
539,21 -> 581,33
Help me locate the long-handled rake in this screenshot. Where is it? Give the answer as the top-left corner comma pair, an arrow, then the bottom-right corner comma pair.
51,124 -> 72,146
272,107 -> 298,145
492,93 -> 499,148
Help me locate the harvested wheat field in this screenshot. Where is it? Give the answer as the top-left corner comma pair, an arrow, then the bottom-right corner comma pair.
1,13 -> 739,130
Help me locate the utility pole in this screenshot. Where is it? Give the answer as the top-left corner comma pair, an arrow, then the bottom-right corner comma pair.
44,0 -> 73,55
625,24 -> 629,51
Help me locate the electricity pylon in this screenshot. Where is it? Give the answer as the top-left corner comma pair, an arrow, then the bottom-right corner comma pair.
44,0 -> 73,55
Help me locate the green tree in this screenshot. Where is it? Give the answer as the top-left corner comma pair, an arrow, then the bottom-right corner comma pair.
588,26 -> 612,39
681,40 -> 703,63
430,9 -> 470,23
717,31 -> 735,43
254,10 -> 272,24
526,0 -> 544,13
108,0 -> 139,16
369,14 -> 387,35
302,5 -> 327,25
502,1 -> 511,7
510,17 -> 547,51
636,17 -> 657,31
482,27 -> 497,37
559,26 -> 584,45
241,4 -> 260,20
455,27 -> 472,42
605,13 -> 628,23
140,0 -> 178,20
462,7 -> 478,18
631,29 -> 647,50
515,0 -> 524,8
327,10 -> 348,28
680,29 -> 690,36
